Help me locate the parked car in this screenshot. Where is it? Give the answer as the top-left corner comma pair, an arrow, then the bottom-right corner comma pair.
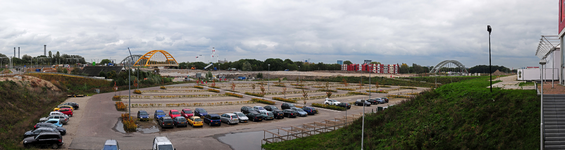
194,108 -> 208,117
291,107 -> 308,117
233,112 -> 249,123
264,105 -> 279,111
381,97 -> 389,103
173,117 -> 188,127
281,103 -> 296,109
366,98 -> 379,104
103,139 -> 120,150
23,127 -> 59,139
154,110 -> 167,120
44,119 -> 63,127
324,98 -> 341,105
282,109 -> 298,118
336,103 -> 351,109
169,109 -> 181,118
61,102 -> 79,110
40,113 -> 70,123
54,105 -> 74,111
137,110 -> 150,121
260,111 -> 275,120
354,99 -> 371,106
158,116 -> 175,128
34,123 -> 66,135
152,136 -> 175,150
376,98 -> 386,104
58,108 -> 73,117
22,132 -> 63,149
240,106 -> 255,114
181,108 -> 193,119
246,111 -> 264,122
302,107 -> 318,115
203,114 -> 222,126
271,110 -> 285,119
49,111 -> 68,118
253,106 -> 267,112
220,113 -> 239,125
188,116 -> 203,127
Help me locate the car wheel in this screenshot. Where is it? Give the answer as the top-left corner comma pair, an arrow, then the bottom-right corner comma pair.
51,143 -> 59,149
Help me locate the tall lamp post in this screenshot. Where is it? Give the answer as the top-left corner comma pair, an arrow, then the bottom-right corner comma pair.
127,48 -> 135,116
487,25 -> 492,92
540,59 -> 546,150
268,64 -> 270,91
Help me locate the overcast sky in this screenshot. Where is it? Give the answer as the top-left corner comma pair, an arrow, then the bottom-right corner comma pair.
0,0 -> 558,68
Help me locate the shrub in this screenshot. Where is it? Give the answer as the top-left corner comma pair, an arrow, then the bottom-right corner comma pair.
208,89 -> 220,93
311,103 -> 345,111
160,86 -> 167,89
194,85 -> 204,89
273,97 -> 297,103
112,95 -> 121,101
336,88 -> 355,91
121,113 -> 137,132
399,86 -> 417,89
134,89 -> 142,94
251,98 -> 275,105
295,86 -> 309,90
209,86 -> 220,89
366,90 -> 388,93
115,102 -> 126,111
318,89 -> 337,92
245,92 -> 264,97
225,92 -> 243,98
386,95 -> 411,98
347,91 -> 370,95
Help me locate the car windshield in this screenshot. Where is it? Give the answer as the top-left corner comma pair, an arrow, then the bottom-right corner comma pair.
176,117 -> 186,121
183,110 -> 192,114
198,109 -> 208,113
140,112 -> 149,115
294,108 -> 305,112
270,106 -> 278,109
47,124 -> 57,128
256,107 -> 265,110
163,118 -> 173,122
194,118 -> 202,121
156,112 -> 166,115
158,145 -> 174,150
102,145 -> 118,150
211,116 -> 221,119
236,113 -> 245,117
171,111 -> 180,115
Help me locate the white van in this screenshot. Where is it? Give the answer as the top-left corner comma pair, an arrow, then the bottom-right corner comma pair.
152,136 -> 175,150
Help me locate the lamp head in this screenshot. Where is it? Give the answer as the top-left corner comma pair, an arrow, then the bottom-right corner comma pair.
540,59 -> 547,65
487,25 -> 492,34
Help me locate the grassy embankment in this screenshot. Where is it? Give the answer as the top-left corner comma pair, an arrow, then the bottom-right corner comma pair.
263,76 -> 539,149
314,76 -> 480,88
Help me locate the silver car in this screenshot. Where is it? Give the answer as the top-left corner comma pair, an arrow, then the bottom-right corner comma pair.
291,107 -> 308,117
233,112 -> 249,123
220,113 -> 239,125
39,114 -> 69,124
260,111 -> 275,120
253,106 -> 268,113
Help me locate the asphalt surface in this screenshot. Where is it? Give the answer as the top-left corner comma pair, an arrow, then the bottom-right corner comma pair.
63,82 -> 427,150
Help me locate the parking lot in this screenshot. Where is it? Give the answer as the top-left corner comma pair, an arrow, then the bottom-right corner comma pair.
56,81 -> 426,149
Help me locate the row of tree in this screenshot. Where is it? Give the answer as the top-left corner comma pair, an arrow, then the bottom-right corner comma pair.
179,58 -> 342,71
0,52 -> 86,66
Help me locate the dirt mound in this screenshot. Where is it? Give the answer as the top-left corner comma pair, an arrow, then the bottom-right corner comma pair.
0,75 -> 61,91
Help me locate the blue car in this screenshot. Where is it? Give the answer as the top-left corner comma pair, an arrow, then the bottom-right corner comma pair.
137,110 -> 150,121
302,107 -> 318,115
154,110 -> 167,119
203,114 -> 221,126
194,108 -> 208,117
44,119 -> 63,127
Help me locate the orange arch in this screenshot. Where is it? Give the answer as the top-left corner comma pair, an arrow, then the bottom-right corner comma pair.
133,50 -> 179,67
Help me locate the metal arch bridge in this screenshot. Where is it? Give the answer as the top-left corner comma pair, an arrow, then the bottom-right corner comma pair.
120,55 -> 142,67
429,60 -> 468,73
133,50 -> 179,67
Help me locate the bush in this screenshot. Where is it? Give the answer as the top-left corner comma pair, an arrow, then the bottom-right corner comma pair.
347,91 -> 370,95
366,90 -> 388,93
134,89 -> 142,94
209,86 -> 220,89
399,86 -> 417,89
273,97 -> 297,103
318,89 -> 337,92
294,87 -> 309,89
225,92 -> 243,98
208,89 -> 220,93
336,88 -> 355,91
121,113 -> 137,132
194,85 -> 204,89
112,95 -> 121,101
245,92 -> 264,97
311,103 -> 345,111
115,102 -> 126,111
160,86 -> 167,89
251,98 -> 275,105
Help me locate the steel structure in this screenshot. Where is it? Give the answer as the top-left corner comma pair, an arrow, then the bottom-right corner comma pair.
120,55 -> 142,67
536,35 -> 560,59
133,50 -> 179,67
429,60 -> 468,73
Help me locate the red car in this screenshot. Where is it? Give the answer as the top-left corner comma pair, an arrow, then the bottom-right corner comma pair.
58,108 -> 73,117
169,109 -> 181,118
181,109 -> 193,119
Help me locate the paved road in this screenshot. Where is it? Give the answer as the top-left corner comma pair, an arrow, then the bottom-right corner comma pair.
66,83 -> 423,150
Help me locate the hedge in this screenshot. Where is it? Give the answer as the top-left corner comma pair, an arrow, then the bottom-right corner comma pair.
347,91 -> 370,95
194,85 -> 204,89
251,98 -> 275,105
245,92 -> 265,97
160,86 -> 167,89
311,103 -> 346,111
272,97 -> 297,103
225,92 -> 243,98
115,102 -> 126,111
336,88 -> 356,91
134,89 -> 142,94
208,89 -> 220,93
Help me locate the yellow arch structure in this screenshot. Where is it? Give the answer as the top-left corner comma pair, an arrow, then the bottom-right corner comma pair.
133,50 -> 179,67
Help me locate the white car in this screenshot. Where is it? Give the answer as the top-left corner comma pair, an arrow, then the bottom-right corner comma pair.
233,112 -> 249,123
324,98 -> 341,105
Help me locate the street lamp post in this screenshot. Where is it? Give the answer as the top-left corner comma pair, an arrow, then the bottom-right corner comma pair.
487,25 -> 492,92
268,64 -> 270,91
540,59 -> 546,150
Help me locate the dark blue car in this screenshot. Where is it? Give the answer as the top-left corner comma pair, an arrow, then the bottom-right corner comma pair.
154,110 -> 167,119
194,108 -> 208,117
302,107 -> 318,115
137,110 -> 150,121
203,114 -> 221,126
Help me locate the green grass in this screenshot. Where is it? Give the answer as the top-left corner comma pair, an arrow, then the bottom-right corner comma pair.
519,82 -> 535,86
263,76 -> 540,150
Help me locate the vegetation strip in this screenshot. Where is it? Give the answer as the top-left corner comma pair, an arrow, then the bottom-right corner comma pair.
120,94 -> 227,99
251,98 -> 275,105
311,103 -> 346,111
272,97 -> 297,103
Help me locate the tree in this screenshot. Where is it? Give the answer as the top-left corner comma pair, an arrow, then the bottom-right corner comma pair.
48,51 -> 52,58
343,60 -> 353,65
399,63 -> 410,73
22,55 -> 32,63
100,59 -> 112,65
242,61 -> 252,71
